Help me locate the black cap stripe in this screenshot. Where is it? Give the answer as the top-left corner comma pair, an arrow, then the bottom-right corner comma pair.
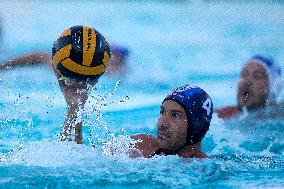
69,25 -> 83,66
105,40 -> 111,58
57,61 -> 103,81
91,31 -> 105,67
52,35 -> 72,57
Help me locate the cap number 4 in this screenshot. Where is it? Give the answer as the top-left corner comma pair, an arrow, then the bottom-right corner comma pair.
202,98 -> 212,116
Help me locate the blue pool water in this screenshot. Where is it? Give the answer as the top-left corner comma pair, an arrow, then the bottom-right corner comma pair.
0,1 -> 284,188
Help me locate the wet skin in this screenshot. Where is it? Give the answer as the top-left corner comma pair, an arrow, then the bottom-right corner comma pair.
131,100 -> 206,158
56,74 -> 97,144
105,52 -> 126,76
157,100 -> 188,151
237,61 -> 269,110
215,61 -> 270,119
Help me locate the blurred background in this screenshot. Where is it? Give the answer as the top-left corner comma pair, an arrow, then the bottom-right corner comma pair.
1,0 -> 284,105
0,0 -> 284,144
0,1 -> 284,188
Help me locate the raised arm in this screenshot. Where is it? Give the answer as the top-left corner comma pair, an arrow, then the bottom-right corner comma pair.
57,76 -> 97,144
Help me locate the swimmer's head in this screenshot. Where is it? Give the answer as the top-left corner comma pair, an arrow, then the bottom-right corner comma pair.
237,55 -> 282,109
106,45 -> 130,75
157,85 -> 213,151
111,45 -> 129,60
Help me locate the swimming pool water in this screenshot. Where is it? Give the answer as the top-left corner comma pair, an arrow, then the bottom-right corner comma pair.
1,1 -> 284,188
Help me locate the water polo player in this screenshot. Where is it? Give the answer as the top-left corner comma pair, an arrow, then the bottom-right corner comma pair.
0,37 -> 129,77
130,85 -> 213,158
215,55 -> 283,119
52,25 -> 111,144
106,45 -> 129,76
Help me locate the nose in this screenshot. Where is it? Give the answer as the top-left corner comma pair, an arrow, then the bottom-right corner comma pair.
239,78 -> 253,90
243,76 -> 255,85
157,114 -> 170,132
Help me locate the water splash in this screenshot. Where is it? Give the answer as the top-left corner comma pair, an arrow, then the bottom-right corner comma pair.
99,134 -> 137,157
77,80 -> 131,151
0,140 -> 99,167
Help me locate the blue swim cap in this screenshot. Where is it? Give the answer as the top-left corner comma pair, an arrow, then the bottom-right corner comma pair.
163,85 -> 213,145
110,45 -> 129,60
249,55 -> 282,102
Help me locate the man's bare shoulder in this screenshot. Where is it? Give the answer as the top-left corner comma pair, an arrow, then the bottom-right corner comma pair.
130,134 -> 159,158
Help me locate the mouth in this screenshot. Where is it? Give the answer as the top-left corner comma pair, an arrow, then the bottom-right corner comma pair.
157,132 -> 171,140
239,89 -> 256,108
238,87 -> 252,107
243,91 -> 249,101
157,133 -> 166,140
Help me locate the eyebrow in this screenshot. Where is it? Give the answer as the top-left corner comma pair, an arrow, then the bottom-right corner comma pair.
161,106 -> 185,114
170,110 -> 184,114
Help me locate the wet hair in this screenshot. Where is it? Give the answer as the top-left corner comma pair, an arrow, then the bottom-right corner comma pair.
163,85 -> 213,145
248,55 -> 282,103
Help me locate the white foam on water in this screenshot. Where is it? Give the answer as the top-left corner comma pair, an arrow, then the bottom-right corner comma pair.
1,140 -> 99,167
0,1 -> 283,187
0,135 -> 139,168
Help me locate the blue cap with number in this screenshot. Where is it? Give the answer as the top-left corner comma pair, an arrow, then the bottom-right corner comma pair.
163,85 -> 213,145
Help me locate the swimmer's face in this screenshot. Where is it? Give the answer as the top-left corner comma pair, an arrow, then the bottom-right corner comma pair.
237,62 -> 269,109
106,52 -> 125,76
157,100 -> 188,151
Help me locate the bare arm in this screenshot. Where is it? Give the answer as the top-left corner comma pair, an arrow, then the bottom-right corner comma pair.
57,77 -> 96,144
60,105 -> 83,144
0,52 -> 52,70
214,105 -> 241,119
